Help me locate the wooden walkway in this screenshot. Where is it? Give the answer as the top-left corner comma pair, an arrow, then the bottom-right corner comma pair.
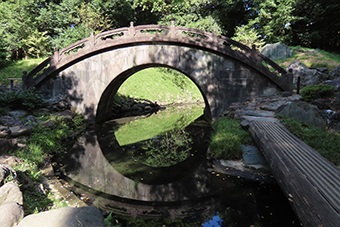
243,116 -> 340,227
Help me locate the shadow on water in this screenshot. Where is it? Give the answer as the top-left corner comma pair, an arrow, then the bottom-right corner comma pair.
53,104 -> 300,226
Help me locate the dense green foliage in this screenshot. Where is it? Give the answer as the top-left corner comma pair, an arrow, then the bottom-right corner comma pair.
300,84 -> 335,102
280,117 -> 340,166
243,0 -> 296,44
138,130 -> 192,167
209,118 -> 254,160
1,0 -> 338,63
232,25 -> 265,49
290,0 -> 340,50
0,89 -> 46,111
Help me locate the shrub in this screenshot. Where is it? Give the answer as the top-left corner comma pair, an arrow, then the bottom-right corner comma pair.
0,89 -> 46,111
300,84 -> 334,102
209,118 -> 254,160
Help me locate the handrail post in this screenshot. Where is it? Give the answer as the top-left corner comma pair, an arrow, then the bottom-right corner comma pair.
54,48 -> 59,63
22,71 -> 27,90
297,75 -> 301,94
90,31 -> 95,48
251,44 -> 257,61
170,21 -> 175,38
129,21 -> 135,37
288,69 -> 294,94
212,28 -> 217,43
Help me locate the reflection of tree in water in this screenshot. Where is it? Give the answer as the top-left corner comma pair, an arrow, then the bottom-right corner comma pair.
134,130 -> 193,167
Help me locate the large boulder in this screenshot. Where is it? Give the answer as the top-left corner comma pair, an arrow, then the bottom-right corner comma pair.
0,155 -> 24,167
0,115 -> 22,127
287,61 -> 323,87
17,206 -> 105,227
9,124 -> 33,137
324,78 -> 340,92
0,139 -> 17,154
260,43 -> 294,61
327,66 -> 340,80
276,101 -> 326,129
0,126 -> 10,138
0,182 -> 23,206
0,202 -> 24,227
7,110 -> 29,119
0,164 -> 17,186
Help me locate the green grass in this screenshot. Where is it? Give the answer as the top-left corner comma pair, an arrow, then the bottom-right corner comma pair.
116,68 -> 203,105
279,117 -> 340,166
115,105 -> 203,146
0,58 -> 45,85
209,117 -> 254,160
9,113 -> 85,215
275,47 -> 340,69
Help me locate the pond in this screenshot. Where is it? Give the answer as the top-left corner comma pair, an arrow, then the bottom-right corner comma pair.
54,104 -> 301,226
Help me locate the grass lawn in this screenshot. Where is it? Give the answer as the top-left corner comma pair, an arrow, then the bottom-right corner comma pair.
275,46 -> 340,69
0,58 -> 45,86
116,67 -> 203,105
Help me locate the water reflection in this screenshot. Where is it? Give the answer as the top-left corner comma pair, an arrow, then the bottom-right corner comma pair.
54,105 -> 300,226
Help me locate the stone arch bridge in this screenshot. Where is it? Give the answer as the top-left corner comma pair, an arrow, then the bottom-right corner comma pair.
25,22 -> 292,123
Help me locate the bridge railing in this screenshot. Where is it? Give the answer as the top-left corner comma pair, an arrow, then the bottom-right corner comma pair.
25,22 -> 289,90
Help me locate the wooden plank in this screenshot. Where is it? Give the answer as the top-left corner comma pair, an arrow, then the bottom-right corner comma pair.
247,119 -> 340,227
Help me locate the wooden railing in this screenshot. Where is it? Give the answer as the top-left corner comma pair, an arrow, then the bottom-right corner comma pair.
25,22 -> 289,90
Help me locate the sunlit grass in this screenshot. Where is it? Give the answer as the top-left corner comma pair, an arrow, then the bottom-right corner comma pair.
116,67 -> 203,105
209,118 -> 254,160
0,58 -> 45,85
115,105 -> 203,146
275,47 -> 340,69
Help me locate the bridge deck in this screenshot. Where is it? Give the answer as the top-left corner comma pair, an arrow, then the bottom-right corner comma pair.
244,116 -> 340,227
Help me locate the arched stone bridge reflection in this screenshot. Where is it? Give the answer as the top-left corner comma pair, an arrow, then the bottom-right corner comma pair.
25,22 -> 292,123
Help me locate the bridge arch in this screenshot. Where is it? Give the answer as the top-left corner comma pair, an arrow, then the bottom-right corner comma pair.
25,22 -> 292,123
97,63 -> 210,123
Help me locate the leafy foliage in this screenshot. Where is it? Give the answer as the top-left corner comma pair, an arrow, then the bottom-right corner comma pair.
280,117 -> 340,165
53,23 -> 92,50
209,118 -> 254,160
1,0 -> 339,61
0,89 -> 46,111
290,0 -> 340,51
135,0 -> 223,34
0,35 -> 7,66
244,0 -> 296,43
24,29 -> 51,58
232,25 -> 265,49
300,84 -> 335,102
137,130 -> 192,167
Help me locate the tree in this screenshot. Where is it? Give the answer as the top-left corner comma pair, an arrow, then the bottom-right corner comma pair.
91,0 -> 135,28
232,25 -> 265,49
208,0 -> 252,37
290,0 -> 340,51
134,0 -> 222,34
244,0 -> 296,44
23,30 -> 51,58
0,0 -> 41,59
0,35 -> 7,66
53,24 -> 91,50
